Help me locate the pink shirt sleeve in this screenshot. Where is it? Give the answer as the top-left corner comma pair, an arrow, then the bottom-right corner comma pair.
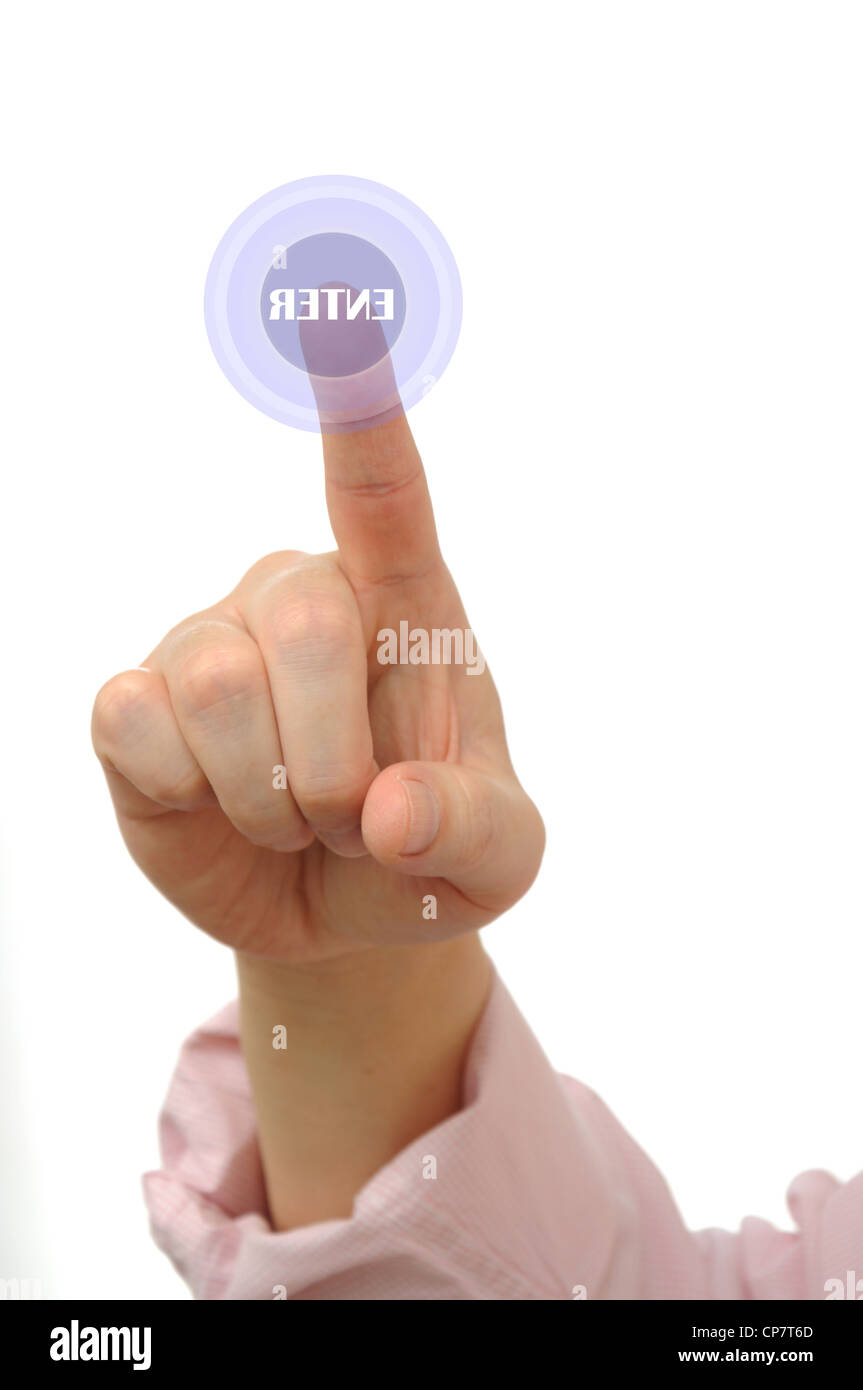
143,968 -> 863,1300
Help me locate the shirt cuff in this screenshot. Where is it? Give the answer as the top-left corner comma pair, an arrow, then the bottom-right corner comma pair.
143,965 -> 862,1300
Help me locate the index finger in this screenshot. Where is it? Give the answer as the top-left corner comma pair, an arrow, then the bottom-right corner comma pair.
300,297 -> 442,588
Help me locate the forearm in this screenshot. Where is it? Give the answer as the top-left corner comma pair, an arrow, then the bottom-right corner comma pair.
236,933 -> 491,1232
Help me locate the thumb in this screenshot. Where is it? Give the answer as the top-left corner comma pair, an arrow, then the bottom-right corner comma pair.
361,761 -> 545,911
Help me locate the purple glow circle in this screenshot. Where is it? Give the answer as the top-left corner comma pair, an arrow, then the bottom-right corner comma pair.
204,176 -> 462,433
260,233 -> 406,375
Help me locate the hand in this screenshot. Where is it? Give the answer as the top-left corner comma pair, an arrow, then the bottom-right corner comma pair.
91,409 -> 544,963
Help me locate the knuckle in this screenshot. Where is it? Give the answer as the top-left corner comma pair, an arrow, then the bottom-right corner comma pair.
232,807 -> 308,851
221,785 -> 282,831
91,671 -> 154,750
291,765 -> 371,829
226,808 -> 272,842
263,592 -> 357,665
217,779 -> 311,848
150,765 -> 209,810
460,781 -> 497,870
241,549 -> 309,588
174,645 -> 259,716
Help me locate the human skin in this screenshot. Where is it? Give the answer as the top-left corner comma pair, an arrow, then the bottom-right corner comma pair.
91,408 -> 545,1229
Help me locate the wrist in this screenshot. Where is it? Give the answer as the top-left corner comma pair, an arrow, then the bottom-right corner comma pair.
236,931 -> 488,1014
235,932 -> 492,1230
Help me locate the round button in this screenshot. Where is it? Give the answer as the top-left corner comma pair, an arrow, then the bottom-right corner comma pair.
204,175 -> 462,433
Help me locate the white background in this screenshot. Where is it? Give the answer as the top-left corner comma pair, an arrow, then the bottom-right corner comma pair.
1,1 -> 861,1300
